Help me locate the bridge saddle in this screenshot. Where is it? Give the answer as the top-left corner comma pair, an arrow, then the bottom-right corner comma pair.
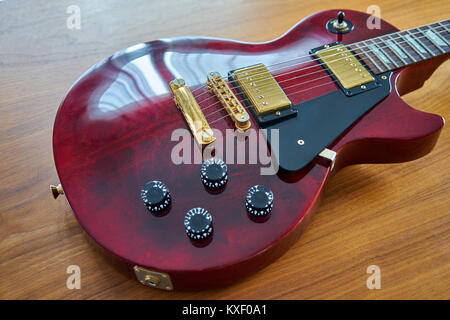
207,72 -> 251,131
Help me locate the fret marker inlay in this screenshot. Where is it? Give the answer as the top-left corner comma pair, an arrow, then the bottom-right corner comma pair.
386,39 -> 408,59
405,34 -> 428,54
424,29 -> 448,47
368,44 -> 392,65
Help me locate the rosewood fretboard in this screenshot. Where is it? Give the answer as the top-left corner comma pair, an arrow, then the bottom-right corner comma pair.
349,19 -> 450,74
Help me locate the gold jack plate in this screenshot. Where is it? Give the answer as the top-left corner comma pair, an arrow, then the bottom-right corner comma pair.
133,265 -> 173,291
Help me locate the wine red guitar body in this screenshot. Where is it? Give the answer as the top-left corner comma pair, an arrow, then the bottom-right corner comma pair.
52,9 -> 446,290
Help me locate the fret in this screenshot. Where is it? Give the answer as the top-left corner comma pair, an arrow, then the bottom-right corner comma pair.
358,42 -> 385,73
353,42 -> 385,73
438,21 -> 450,33
411,28 -> 440,56
442,20 -> 450,39
341,21 -> 449,75
393,32 -> 424,62
420,27 -> 446,54
428,25 -> 450,49
373,38 -> 401,68
438,20 -> 450,34
435,23 -> 450,45
383,35 -> 409,65
405,30 -> 433,57
388,34 -> 417,63
441,20 -> 450,37
420,26 -> 447,53
433,23 -> 450,45
365,40 -> 392,70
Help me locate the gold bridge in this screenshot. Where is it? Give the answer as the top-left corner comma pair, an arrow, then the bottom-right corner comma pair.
315,44 -> 374,89
232,64 -> 291,115
206,72 -> 251,131
169,78 -> 215,145
170,64 -> 293,140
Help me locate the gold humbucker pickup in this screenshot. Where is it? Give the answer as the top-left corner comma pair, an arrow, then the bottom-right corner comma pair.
315,44 -> 374,89
233,64 -> 291,115
206,71 -> 251,131
169,78 -> 215,145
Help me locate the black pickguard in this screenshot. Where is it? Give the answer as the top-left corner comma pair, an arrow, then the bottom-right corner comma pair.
264,72 -> 392,172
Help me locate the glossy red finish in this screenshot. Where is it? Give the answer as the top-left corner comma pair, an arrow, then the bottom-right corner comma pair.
53,9 -> 445,290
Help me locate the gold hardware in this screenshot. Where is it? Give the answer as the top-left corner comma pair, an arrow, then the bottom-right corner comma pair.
206,72 -> 251,131
381,75 -> 387,80
133,266 -> 173,291
332,19 -> 349,32
318,148 -> 337,171
233,64 -> 291,115
144,274 -> 161,287
50,184 -> 64,199
170,78 -> 215,145
316,44 -> 374,89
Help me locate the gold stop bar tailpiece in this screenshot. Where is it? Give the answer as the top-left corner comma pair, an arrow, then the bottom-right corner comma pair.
170,78 -> 215,145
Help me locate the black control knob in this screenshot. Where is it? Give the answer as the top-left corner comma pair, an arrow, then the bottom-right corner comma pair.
141,181 -> 171,213
245,185 -> 274,217
201,158 -> 228,189
184,208 -> 213,240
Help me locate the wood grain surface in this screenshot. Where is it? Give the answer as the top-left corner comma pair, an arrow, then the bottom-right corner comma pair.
0,0 -> 448,299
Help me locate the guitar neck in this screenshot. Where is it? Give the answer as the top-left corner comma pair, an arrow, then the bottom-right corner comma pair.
349,19 -> 450,74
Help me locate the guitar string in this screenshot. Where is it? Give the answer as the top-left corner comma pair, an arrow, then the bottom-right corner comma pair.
197,38 -> 449,120
189,20 -> 449,96
194,25 -> 449,104
207,80 -> 342,126
208,54 -> 401,125
197,28 -> 449,116
205,58 -> 381,122
205,26 -> 449,125
204,73 -> 336,120
196,29 -> 448,113
204,44 -> 448,124
190,22 -> 449,102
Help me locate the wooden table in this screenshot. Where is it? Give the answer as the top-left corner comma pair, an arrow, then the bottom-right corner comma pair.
0,0 -> 448,299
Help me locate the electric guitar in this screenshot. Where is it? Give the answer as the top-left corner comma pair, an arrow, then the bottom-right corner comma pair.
51,9 -> 449,290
